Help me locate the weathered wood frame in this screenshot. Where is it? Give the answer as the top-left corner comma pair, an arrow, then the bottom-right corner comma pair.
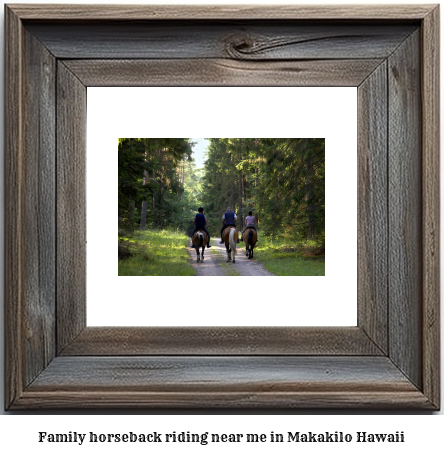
5,4 -> 440,409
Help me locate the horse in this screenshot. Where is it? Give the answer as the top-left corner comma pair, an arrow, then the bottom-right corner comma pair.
243,228 -> 257,259
192,230 -> 208,262
222,226 -> 238,263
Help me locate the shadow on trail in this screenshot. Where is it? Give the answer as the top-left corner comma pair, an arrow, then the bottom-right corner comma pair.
187,238 -> 275,277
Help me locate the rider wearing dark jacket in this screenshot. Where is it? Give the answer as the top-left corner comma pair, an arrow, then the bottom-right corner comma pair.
193,207 -> 211,248
219,207 -> 240,244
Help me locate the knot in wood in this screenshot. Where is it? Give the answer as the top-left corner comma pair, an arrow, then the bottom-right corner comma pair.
224,34 -> 255,59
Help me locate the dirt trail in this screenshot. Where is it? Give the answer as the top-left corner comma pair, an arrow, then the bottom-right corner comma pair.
188,238 -> 274,276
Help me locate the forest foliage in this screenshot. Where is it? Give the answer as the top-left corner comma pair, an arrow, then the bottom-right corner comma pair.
118,138 -> 325,247
118,138 -> 198,233
201,138 -> 325,245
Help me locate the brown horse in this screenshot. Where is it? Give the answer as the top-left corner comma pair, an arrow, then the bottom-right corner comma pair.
222,226 -> 238,263
243,228 -> 257,259
192,230 -> 208,262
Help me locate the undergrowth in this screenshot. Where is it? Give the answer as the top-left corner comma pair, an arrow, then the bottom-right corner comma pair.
118,229 -> 195,276
254,235 -> 325,276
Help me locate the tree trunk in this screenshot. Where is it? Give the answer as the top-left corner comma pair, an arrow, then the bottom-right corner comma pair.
158,148 -> 163,227
140,200 -> 147,230
305,153 -> 316,239
128,199 -> 135,234
140,147 -> 149,230
140,166 -> 148,230
152,141 -> 158,228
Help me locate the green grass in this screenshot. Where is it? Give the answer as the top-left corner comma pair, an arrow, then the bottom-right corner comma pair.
254,236 -> 325,276
118,228 -> 195,276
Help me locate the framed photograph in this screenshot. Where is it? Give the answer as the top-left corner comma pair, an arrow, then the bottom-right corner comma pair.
92,88 -> 353,327
5,4 -> 440,409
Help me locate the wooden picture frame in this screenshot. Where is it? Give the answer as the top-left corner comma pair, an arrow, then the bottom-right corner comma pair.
5,4 -> 440,409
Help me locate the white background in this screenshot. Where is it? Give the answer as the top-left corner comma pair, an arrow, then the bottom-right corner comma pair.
0,0 -> 442,449
87,87 -> 357,326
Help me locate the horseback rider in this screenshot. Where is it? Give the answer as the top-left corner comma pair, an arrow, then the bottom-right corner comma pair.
241,211 -> 257,241
193,207 -> 211,248
219,206 -> 240,244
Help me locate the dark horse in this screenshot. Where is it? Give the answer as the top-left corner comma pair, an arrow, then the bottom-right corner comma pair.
222,226 -> 238,263
243,228 -> 257,259
192,230 -> 208,262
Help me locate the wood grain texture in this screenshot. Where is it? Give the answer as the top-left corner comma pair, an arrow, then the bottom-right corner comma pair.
56,62 -> 87,353
14,356 -> 432,409
7,4 -> 435,20
5,4 -> 24,410
5,9 -> 58,409
63,59 -> 384,87
421,6 -> 441,409
388,30 -> 422,389
27,22 -> 416,60
357,62 -> 388,354
15,390 -> 434,410
61,327 -> 383,356
28,356 -> 419,390
22,28 -> 57,387
4,4 -> 440,410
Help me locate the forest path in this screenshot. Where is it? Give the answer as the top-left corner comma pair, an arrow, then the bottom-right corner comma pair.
188,238 -> 275,276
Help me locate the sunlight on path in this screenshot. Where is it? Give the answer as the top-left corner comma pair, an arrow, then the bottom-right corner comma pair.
188,238 -> 275,277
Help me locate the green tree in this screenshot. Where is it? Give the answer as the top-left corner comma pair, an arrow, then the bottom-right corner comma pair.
118,138 -> 193,231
